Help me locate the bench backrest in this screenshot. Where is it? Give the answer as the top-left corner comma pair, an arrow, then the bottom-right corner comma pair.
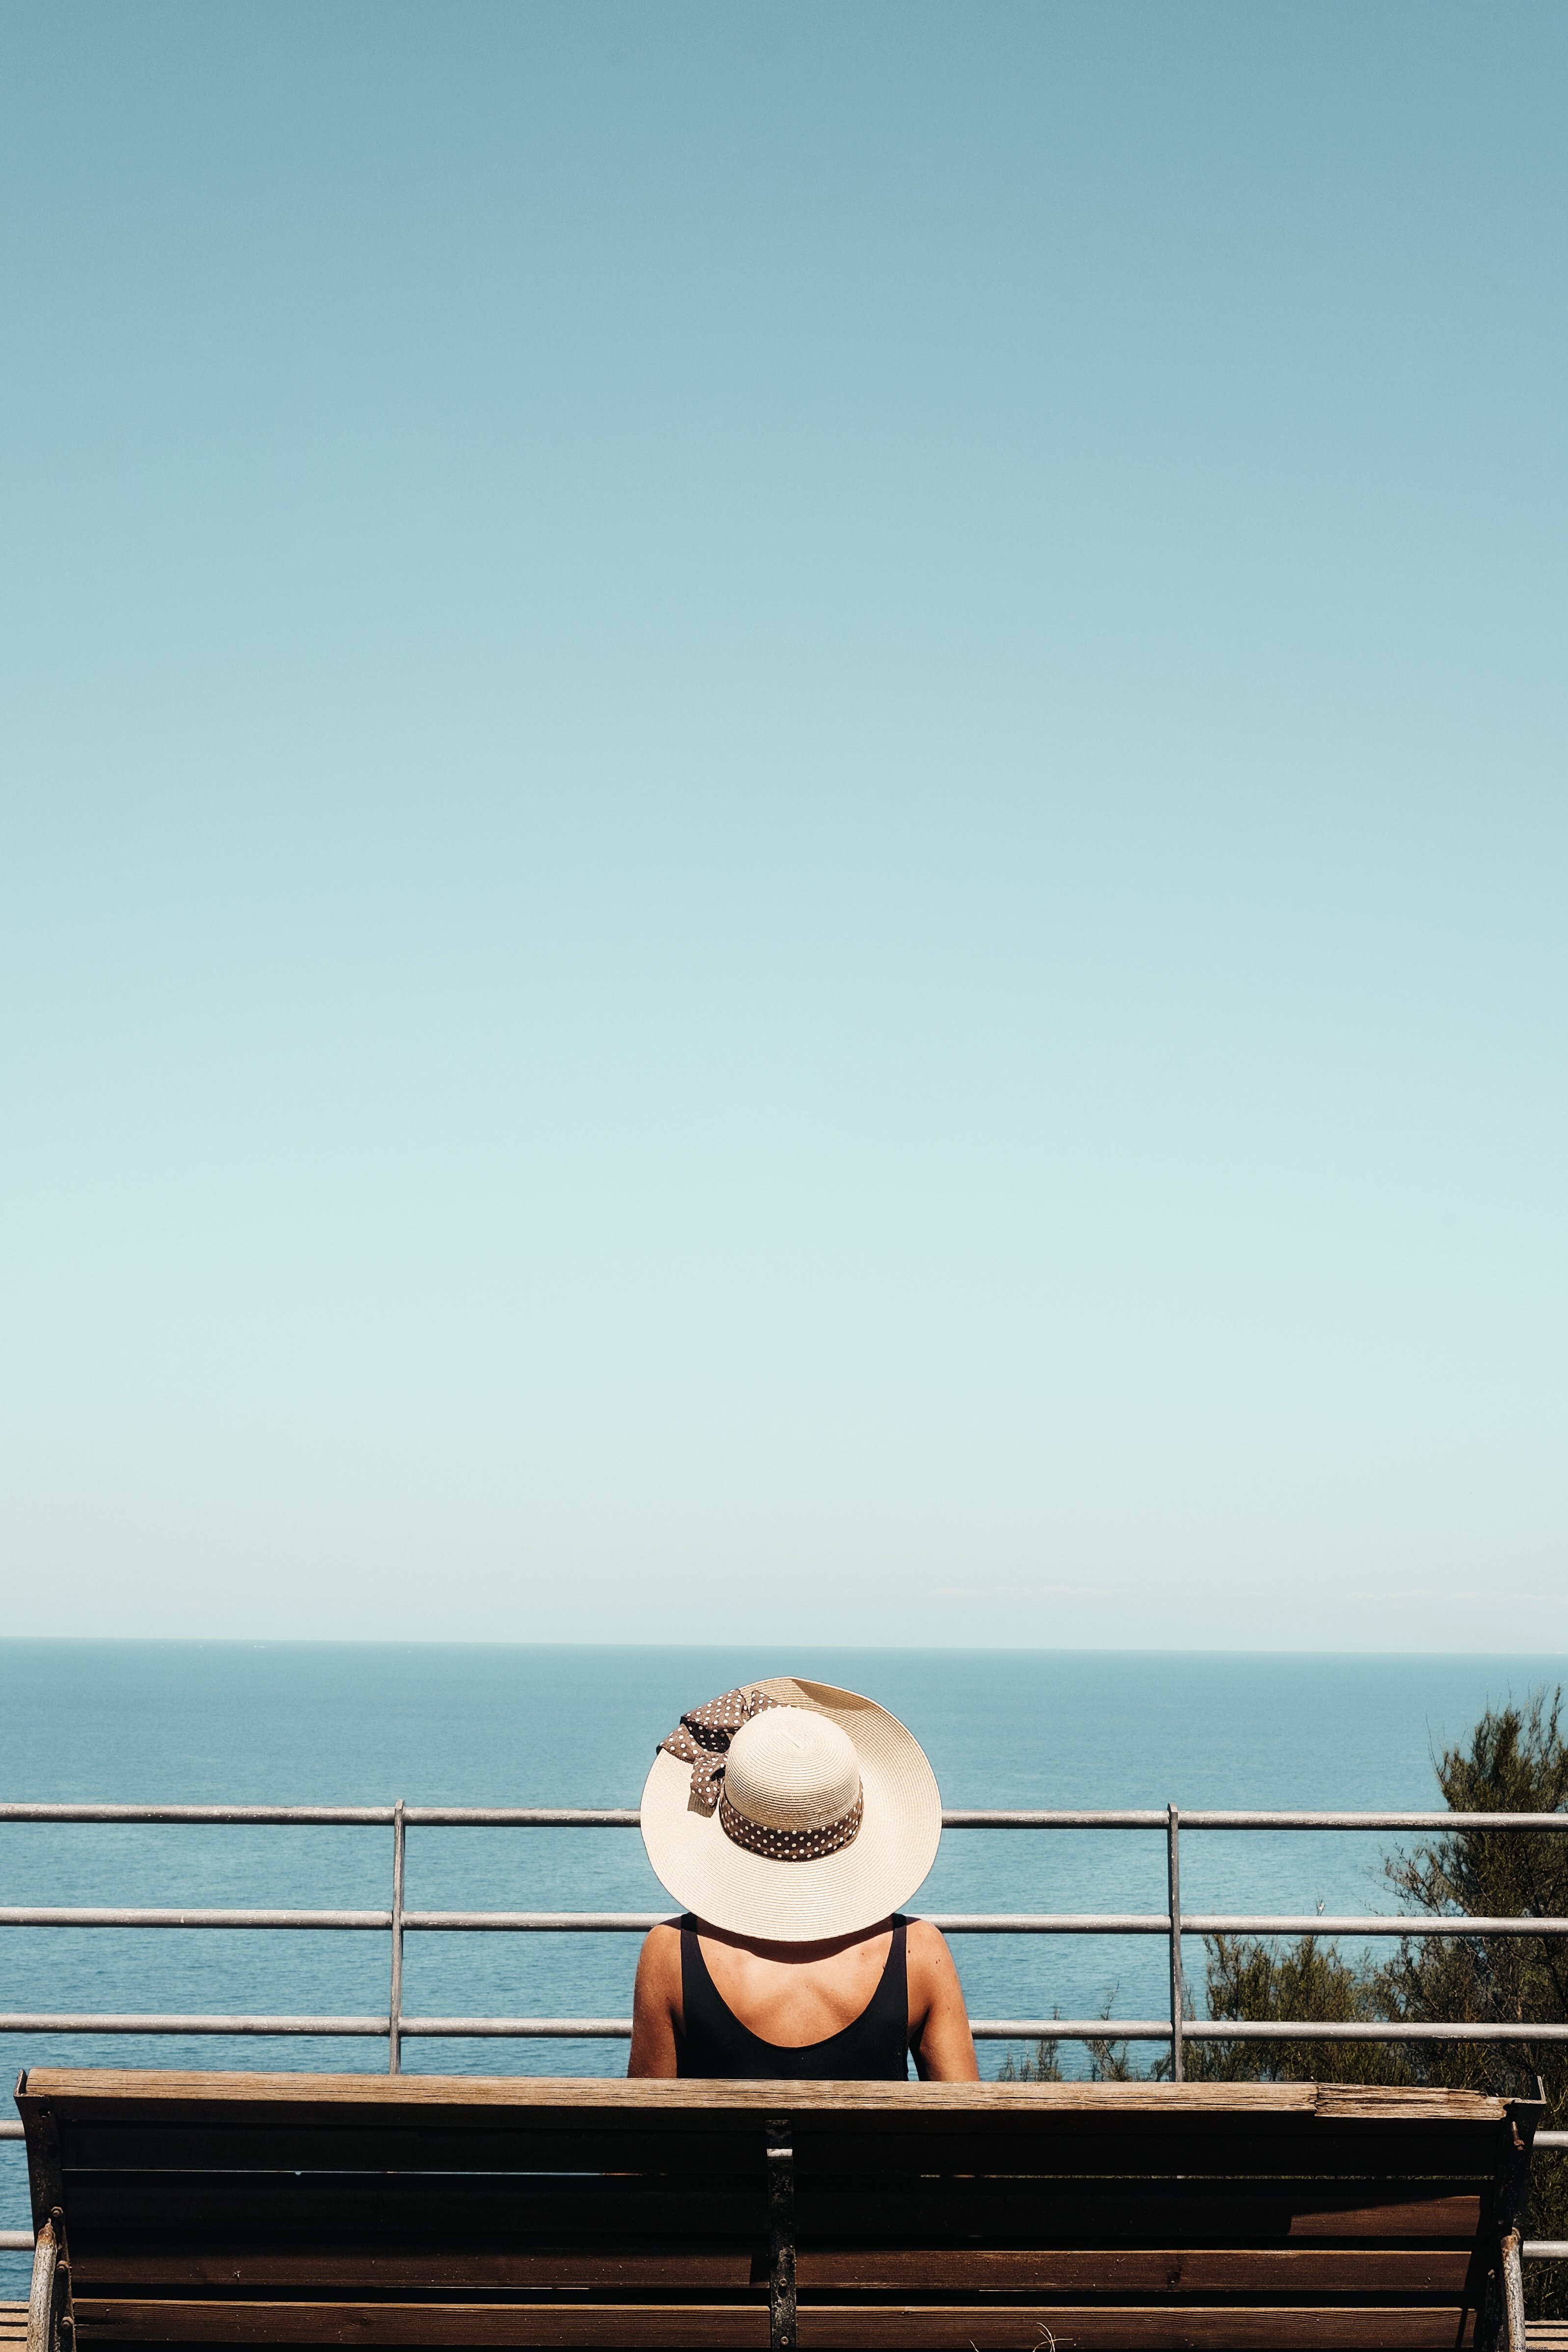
16,2069 -> 1538,2351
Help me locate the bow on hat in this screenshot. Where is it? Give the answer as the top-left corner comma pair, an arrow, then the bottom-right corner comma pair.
659,1685 -> 783,1816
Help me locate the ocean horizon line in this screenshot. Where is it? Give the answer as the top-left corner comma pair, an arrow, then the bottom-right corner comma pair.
3,1636 -> 1568,1670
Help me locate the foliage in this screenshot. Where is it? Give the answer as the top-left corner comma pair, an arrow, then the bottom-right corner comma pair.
1183,1690 -> 1568,2318
992,1692 -> 1568,2309
1185,1931 -> 1412,2087
998,1999 -> 1136,2084
997,2035 -> 1063,2083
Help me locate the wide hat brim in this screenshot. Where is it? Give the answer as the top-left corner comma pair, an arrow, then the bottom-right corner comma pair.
639,1676 -> 943,1942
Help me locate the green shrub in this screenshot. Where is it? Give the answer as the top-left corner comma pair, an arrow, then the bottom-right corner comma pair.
1185,1690 -> 1568,2318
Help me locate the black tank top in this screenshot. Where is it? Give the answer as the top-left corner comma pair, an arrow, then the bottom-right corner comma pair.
676,1915 -> 911,2080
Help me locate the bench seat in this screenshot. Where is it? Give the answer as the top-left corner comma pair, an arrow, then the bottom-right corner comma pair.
14,2070 -> 1542,2352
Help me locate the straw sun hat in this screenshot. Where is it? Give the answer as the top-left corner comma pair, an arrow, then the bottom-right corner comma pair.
639,1677 -> 943,1942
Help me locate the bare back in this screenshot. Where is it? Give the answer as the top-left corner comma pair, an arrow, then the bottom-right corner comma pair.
628,1913 -> 978,2079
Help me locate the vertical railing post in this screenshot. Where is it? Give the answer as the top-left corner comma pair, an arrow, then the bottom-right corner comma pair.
388,1798 -> 406,2075
1167,1802 -> 1185,2083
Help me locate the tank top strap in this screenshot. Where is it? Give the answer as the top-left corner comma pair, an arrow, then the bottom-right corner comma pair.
882,1912 -> 909,2036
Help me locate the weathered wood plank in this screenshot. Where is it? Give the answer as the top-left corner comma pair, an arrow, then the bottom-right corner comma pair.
70,2252 -> 762,2292
789,2122 -> 1502,2179
73,2299 -> 771,2345
805,2248 -> 1479,2292
796,2186 -> 1489,2247
70,2299 -> 1482,2348
1284,2193 -> 1484,2239
20,2072 -> 1505,2123
53,2123 -> 763,2176
56,2174 -> 1486,2252
795,2314 -> 1481,2350
68,2245 -> 1480,2293
47,2117 -> 1503,2187
55,2178 -> 763,2250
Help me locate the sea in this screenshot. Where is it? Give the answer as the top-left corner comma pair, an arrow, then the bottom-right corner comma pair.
3,1640 -> 1565,2289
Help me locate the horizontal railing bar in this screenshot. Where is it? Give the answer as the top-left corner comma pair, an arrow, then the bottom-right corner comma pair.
0,1907 -> 1176,1935
402,1809 -> 642,1827
968,2019 -> 1568,2044
402,1912 -> 1178,1934
969,2020 -> 1174,2040
1172,1812 -> 1568,1832
0,1908 -> 392,1930
0,2121 -> 21,2138
408,2017 -> 1568,2043
0,1804 -> 640,1829
400,2017 -> 633,2037
6,1905 -> 1568,1937
0,1804 -> 396,1825
5,2009 -> 1568,2043
0,2013 -> 389,2034
943,1810 -> 1568,1831
1536,2130 -> 1568,2147
1185,2019 -> 1568,2042
1183,1916 -> 1568,1938
0,2229 -> 34,2249
410,1912 -> 668,1933
4,1802 -> 1567,1829
941,1811 -> 1169,1828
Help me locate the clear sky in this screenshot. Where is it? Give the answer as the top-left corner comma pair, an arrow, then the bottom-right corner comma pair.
2,2 -> 1564,1651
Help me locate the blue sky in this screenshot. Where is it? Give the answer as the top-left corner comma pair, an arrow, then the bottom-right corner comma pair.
2,2 -> 1564,1649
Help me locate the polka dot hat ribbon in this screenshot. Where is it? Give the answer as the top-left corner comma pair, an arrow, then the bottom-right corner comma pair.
657,1685 -> 865,1863
659,1685 -> 785,1815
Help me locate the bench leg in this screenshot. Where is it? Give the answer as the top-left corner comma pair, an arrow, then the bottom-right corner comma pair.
25,2218 -> 60,2352
767,2115 -> 797,2352
1501,2227 -> 1527,2352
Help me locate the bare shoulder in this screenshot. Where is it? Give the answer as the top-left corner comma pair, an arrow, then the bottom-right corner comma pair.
904,1915 -> 965,2005
637,1920 -> 683,1989
628,1921 -> 683,2077
903,1915 -> 977,2079
905,1916 -> 960,1976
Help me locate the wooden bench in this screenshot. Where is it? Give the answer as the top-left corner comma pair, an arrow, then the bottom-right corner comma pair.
13,2067 -> 1543,2350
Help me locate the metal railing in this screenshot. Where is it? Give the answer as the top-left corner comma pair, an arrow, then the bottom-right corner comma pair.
2,1798 -> 1566,2263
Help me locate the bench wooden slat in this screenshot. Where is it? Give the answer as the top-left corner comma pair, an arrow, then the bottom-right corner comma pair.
53,2180 -> 766,2251
21,2071 -> 1507,2122
68,2244 -> 1482,2291
800,2315 -> 1480,2350
55,2125 -> 766,2177
791,2121 -> 1507,2176
56,2173 -> 1489,2249
772,2246 -> 1477,2292
1283,2193 -> 1484,2239
71,2299 -> 1482,2348
75,2302 -> 771,2346
799,2185 -> 1491,2246
51,2120 -> 1504,2193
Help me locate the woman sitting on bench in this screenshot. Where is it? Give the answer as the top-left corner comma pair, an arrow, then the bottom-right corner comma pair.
629,1678 -> 978,2081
